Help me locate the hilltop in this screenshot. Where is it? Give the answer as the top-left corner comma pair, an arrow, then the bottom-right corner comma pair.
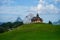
0,23 -> 60,40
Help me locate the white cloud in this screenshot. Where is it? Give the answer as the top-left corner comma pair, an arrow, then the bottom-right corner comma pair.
0,6 -> 29,14
0,0 -> 60,15
0,0 -> 60,22
30,0 -> 60,14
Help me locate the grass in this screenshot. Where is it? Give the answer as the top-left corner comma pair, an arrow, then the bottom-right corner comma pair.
0,23 -> 60,40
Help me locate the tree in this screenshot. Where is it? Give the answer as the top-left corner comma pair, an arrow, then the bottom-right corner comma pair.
48,21 -> 52,24
12,22 -> 23,28
0,27 -> 5,33
0,17 -> 23,33
0,22 -> 13,32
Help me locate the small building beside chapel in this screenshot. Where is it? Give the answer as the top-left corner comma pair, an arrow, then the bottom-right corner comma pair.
31,14 -> 43,23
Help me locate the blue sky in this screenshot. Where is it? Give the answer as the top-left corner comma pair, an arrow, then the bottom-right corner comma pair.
0,0 -> 60,23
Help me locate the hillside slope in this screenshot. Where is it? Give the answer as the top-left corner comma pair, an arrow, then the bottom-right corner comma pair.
0,23 -> 60,40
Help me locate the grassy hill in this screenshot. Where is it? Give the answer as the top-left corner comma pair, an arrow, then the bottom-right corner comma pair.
0,23 -> 60,40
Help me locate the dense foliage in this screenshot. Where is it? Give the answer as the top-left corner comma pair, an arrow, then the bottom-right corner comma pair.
0,21 -> 23,33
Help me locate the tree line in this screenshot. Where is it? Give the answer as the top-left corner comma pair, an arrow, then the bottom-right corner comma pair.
0,17 -> 23,33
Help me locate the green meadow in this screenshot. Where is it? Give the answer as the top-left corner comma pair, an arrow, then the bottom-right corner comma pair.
0,23 -> 60,40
